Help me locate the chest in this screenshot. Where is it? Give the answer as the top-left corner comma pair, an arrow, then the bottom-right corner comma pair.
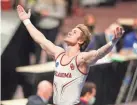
54,55 -> 79,79
61,55 -> 75,65
55,57 -> 76,73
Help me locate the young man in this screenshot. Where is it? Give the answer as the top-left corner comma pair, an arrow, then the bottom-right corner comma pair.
17,5 -> 124,105
80,82 -> 96,105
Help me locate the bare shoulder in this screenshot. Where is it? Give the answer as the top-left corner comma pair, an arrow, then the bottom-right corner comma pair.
76,52 -> 87,65
77,50 -> 98,64
76,52 -> 89,74
78,50 -> 97,59
55,46 -> 65,59
56,46 -> 65,52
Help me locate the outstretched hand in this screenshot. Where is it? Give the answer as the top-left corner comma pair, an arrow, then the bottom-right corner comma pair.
17,5 -> 31,21
108,23 -> 124,41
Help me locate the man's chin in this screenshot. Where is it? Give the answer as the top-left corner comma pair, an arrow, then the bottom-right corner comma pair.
64,39 -> 71,45
64,39 -> 69,43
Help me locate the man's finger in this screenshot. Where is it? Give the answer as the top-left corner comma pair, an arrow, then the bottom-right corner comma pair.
113,30 -> 117,39
18,5 -> 25,12
17,8 -> 22,16
120,28 -> 122,32
18,6 -> 23,12
115,30 -> 118,38
17,6 -> 21,13
28,9 -> 31,16
116,27 -> 119,32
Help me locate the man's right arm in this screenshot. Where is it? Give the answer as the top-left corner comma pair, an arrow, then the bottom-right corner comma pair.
25,22 -> 64,55
17,5 -> 64,57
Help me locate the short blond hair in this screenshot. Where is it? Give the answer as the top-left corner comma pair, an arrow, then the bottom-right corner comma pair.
76,24 -> 91,51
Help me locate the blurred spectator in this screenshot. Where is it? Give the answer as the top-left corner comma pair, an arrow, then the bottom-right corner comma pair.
12,0 -> 20,9
122,19 -> 137,52
66,0 -> 84,16
33,0 -> 66,63
27,80 -> 53,105
80,0 -> 101,7
83,14 -> 97,51
66,0 -> 73,16
73,0 -> 84,16
12,0 -> 27,9
84,14 -> 96,33
80,0 -> 116,7
86,22 -> 118,53
80,82 -> 96,105
26,0 -> 37,9
98,0 -> 116,6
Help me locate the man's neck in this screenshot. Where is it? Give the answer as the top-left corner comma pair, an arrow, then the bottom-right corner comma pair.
66,45 -> 80,57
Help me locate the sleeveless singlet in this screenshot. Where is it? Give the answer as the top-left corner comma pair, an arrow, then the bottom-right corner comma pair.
53,52 -> 88,105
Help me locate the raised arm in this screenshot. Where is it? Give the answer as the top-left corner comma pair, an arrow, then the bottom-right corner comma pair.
17,5 -> 64,57
77,23 -> 124,64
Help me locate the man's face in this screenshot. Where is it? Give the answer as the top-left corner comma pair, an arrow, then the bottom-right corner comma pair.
88,88 -> 96,99
87,88 -> 96,104
64,28 -> 83,46
91,88 -> 96,97
44,86 -> 53,100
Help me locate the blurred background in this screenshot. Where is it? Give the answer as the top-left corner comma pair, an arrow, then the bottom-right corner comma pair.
1,0 -> 137,105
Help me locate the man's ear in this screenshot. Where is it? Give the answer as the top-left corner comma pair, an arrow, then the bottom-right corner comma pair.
78,38 -> 84,45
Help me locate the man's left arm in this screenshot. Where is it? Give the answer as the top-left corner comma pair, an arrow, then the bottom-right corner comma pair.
95,38 -> 118,59
78,23 -> 124,64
